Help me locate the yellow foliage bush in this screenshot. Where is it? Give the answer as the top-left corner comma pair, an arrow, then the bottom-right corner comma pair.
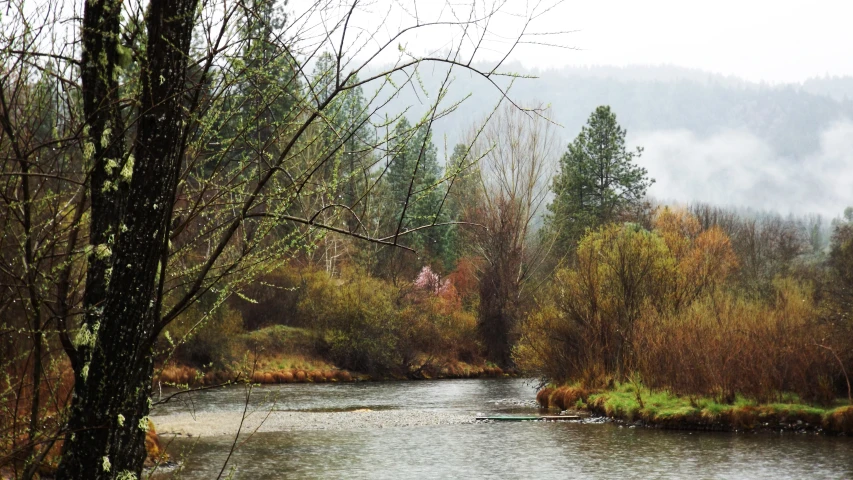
517,209 -> 840,403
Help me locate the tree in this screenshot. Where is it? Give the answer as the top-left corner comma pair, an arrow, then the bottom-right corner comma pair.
444,142 -> 482,265
515,210 -> 737,383
375,117 -> 450,277
465,104 -> 557,367
1,0 -> 563,477
548,105 -> 654,254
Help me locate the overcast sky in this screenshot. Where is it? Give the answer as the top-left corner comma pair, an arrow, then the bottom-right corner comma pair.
327,0 -> 853,84
512,0 -> 853,83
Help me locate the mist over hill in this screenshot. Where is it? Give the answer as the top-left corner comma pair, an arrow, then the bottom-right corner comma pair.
367,64 -> 853,218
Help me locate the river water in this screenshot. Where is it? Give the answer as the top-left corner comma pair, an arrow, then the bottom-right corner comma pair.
150,378 -> 853,479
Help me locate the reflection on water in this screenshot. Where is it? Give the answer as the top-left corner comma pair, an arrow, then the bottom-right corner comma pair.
151,379 -> 853,479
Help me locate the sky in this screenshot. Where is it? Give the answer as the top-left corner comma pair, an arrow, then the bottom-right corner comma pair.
21,0 -> 847,217
326,0 -> 853,84
302,0 -> 852,218
507,0 -> 853,84
633,121 -> 853,219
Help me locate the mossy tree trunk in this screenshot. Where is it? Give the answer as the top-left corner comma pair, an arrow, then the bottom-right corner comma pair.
57,0 -> 199,477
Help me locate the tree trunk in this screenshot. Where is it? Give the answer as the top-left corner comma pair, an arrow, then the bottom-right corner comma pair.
57,0 -> 198,477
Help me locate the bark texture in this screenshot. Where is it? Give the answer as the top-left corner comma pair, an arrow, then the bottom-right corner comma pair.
57,0 -> 199,477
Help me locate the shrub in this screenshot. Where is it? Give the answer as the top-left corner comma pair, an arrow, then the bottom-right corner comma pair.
518,210 -> 845,404
311,274 -> 403,374
536,387 -> 555,407
163,303 -> 244,370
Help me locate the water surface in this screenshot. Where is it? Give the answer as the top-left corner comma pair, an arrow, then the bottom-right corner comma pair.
151,378 -> 853,479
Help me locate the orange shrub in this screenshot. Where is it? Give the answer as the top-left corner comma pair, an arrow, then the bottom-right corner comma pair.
518,211 -> 845,404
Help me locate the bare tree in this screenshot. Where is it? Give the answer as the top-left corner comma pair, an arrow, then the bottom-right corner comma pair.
464,103 -> 557,367
0,0 -> 563,477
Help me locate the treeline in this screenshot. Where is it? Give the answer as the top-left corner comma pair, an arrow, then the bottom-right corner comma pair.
513,107 -> 853,405
163,103 -> 554,377
162,102 -> 853,410
517,206 -> 853,404
167,263 -> 481,378
385,63 -> 853,160
2,0 -> 852,474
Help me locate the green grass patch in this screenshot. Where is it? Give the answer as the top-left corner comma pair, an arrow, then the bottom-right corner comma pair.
240,325 -> 323,355
565,381 -> 849,431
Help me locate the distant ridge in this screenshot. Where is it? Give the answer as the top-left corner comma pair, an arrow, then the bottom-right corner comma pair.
362,63 -> 853,218
366,63 -> 853,159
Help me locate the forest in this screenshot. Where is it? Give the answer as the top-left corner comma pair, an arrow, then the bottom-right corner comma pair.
1,0 -> 852,478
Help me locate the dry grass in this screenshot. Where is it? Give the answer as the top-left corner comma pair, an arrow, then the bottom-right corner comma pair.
536,387 -> 555,407
548,386 -> 589,410
155,365 -> 199,386
824,406 -> 853,434
144,419 -> 169,467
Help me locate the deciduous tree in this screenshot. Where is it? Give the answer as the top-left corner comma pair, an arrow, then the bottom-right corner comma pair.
1,1 -> 563,477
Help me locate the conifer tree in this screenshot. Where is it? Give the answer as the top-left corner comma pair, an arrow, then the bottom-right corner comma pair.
548,106 -> 654,254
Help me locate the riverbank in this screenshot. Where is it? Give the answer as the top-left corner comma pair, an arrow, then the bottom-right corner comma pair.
537,384 -> 853,435
154,361 -> 514,388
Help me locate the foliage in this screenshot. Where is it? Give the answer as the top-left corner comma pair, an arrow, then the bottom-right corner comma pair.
305,266 -> 479,376
1,0 -> 561,475
161,303 -> 244,370
314,274 -> 401,374
518,207 -> 852,405
690,202 -> 810,298
374,118 -> 454,276
635,279 -> 835,404
548,105 -> 654,253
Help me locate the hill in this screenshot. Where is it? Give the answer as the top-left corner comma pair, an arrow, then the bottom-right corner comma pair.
365,64 -> 853,217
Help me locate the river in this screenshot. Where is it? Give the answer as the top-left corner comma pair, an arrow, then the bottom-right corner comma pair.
149,378 -> 853,479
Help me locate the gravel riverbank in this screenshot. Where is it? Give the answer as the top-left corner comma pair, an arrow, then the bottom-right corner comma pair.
151,409 -> 474,437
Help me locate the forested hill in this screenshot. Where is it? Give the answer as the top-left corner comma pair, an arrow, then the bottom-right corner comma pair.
371,64 -> 853,217
377,63 -> 853,158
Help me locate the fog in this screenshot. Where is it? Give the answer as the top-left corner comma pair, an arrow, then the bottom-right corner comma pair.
305,0 -> 853,220
634,121 -> 853,219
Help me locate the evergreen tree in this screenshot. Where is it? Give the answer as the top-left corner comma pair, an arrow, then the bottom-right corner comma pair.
310,53 -> 375,218
382,118 -> 451,268
444,143 -> 481,265
548,105 -> 654,253
213,0 -> 300,173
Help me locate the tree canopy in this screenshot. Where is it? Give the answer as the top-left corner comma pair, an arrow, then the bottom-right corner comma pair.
548,105 -> 654,253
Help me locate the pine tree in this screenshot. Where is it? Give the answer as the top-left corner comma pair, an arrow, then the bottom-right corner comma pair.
548,105 -> 654,253
381,118 -> 451,268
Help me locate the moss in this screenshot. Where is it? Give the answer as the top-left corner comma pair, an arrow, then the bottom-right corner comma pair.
558,381 -> 848,432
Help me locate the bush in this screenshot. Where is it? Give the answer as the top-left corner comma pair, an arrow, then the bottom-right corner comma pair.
240,325 -> 324,357
163,303 -> 244,369
635,279 -> 835,404
518,210 -> 844,404
313,275 -> 403,374
300,266 -> 481,376
234,266 -> 331,329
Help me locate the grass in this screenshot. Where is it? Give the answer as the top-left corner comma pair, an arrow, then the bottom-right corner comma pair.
540,382 -> 853,434
240,325 -> 323,356
240,325 -> 337,373
160,324 -> 508,384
